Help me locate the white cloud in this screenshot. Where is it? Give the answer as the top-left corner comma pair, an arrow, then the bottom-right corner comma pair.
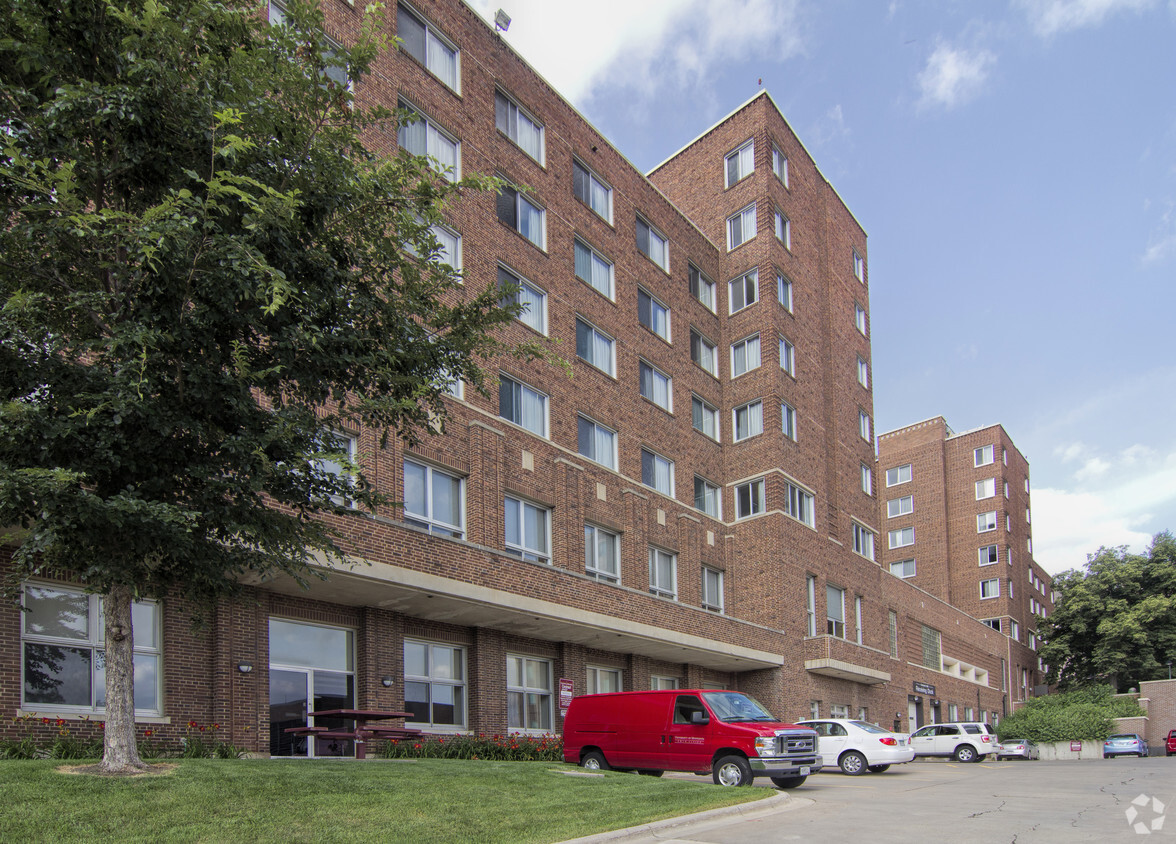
915,43 -> 996,110
1073,456 -> 1111,481
1142,200 -> 1176,265
1018,0 -> 1157,37
807,104 -> 849,149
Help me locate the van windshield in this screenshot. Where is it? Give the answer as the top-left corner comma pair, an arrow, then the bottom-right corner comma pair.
701,692 -> 777,723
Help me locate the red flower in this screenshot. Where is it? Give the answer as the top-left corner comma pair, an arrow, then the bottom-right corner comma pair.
41,717 -> 50,725
144,729 -> 154,737
413,743 -> 421,749
199,725 -> 206,732
98,722 -> 105,731
55,719 -> 65,727
212,723 -> 220,730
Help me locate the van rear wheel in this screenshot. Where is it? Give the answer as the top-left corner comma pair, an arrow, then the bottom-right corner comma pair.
713,755 -> 753,786
581,751 -> 609,771
637,769 -> 664,777
770,775 -> 806,789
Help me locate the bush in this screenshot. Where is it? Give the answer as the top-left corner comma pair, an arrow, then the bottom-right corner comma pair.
996,685 -> 1144,742
379,733 -> 562,762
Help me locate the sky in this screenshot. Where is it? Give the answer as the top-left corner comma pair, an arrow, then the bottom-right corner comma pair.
466,0 -> 1176,576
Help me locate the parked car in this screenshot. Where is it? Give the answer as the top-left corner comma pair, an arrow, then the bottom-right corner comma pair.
996,738 -> 1039,760
1103,734 -> 1148,758
562,689 -> 821,788
796,719 -> 915,775
1166,730 -> 1176,757
909,722 -> 997,762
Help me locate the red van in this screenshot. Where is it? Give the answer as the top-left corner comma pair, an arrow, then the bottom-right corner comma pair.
562,689 -> 821,787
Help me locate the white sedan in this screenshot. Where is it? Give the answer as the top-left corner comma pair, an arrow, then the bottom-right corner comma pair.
796,719 -> 916,775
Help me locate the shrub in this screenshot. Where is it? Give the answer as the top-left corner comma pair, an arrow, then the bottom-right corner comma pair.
378,733 -> 563,762
996,685 -> 1144,742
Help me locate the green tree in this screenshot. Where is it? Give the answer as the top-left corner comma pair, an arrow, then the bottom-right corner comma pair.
1039,532 -> 1176,692
0,0 -> 535,772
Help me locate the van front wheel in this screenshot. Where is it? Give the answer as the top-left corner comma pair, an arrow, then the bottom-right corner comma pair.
771,775 -> 806,789
713,755 -> 753,786
581,751 -> 610,771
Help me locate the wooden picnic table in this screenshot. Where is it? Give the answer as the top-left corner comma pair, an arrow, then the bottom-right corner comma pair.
284,709 -> 421,759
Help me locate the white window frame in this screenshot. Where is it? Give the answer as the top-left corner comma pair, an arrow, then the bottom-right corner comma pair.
772,143 -> 788,187
854,303 -> 867,335
774,209 -> 791,250
637,288 -> 671,341
398,101 -> 460,181
974,445 -> 994,467
859,410 -> 871,442
689,264 -> 716,312
725,138 -> 754,187
638,359 -> 673,412
890,559 -> 916,579
730,333 -> 761,378
857,357 -> 869,388
429,223 -> 462,272
860,463 -> 873,495
314,430 -> 357,507
977,511 -> 998,533
586,666 -> 622,695
651,675 -> 680,690
404,639 -> 467,730
648,547 -> 677,599
504,496 -> 551,564
806,575 -> 817,636
826,584 -> 846,638
584,524 -> 620,583
498,264 -> 547,335
497,183 -> 546,249
852,523 -> 875,561
403,459 -> 465,538
498,373 -> 548,437
732,399 -> 764,442
886,464 -> 912,486
577,414 -> 617,470
396,2 -> 460,92
641,448 -> 675,497
976,478 -> 996,500
735,478 -> 766,520
729,269 -> 759,314
887,495 -> 913,518
573,158 -> 613,222
782,402 -> 798,441
702,567 -> 724,612
779,335 -> 796,376
506,654 -> 553,733
785,482 -> 814,527
980,578 -> 1000,600
888,527 -> 915,549
694,476 -> 722,518
690,330 -> 718,376
636,215 -> 669,271
575,316 -> 616,377
777,272 -> 793,312
853,249 -> 864,282
727,203 -> 757,250
495,89 -> 545,164
573,238 -> 614,300
692,395 -> 720,441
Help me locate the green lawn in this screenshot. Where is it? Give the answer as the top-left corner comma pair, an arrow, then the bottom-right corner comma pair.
0,758 -> 769,843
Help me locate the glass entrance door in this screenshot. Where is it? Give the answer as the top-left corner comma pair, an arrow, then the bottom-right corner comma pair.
268,618 -> 355,758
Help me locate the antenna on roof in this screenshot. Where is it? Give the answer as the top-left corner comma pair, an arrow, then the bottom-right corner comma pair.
494,9 -> 511,32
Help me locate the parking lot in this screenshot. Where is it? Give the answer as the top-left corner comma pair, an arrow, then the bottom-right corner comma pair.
637,757 -> 1176,843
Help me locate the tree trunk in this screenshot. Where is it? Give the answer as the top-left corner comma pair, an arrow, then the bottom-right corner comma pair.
100,585 -> 148,772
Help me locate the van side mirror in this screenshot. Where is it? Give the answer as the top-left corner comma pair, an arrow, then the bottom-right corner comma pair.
691,711 -> 709,725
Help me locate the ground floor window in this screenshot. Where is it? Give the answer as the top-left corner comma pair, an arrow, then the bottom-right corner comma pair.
651,675 -> 679,690
830,704 -> 849,719
404,640 -> 466,729
269,618 -> 355,758
586,666 -> 621,694
507,655 -> 552,732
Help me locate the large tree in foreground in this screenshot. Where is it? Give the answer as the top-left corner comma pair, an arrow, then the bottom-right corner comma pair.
1038,532 -> 1176,692
0,0 -> 532,771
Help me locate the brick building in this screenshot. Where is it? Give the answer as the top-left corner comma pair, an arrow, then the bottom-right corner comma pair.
4,0 -> 1024,756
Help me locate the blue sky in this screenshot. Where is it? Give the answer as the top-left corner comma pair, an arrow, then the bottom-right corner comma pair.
467,0 -> 1176,575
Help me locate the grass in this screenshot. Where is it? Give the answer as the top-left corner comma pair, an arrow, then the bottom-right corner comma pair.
0,758 -> 769,843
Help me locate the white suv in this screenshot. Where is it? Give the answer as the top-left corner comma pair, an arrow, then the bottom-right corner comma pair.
909,722 -> 997,762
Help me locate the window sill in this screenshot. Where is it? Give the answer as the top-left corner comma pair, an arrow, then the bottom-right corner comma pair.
17,709 -> 171,725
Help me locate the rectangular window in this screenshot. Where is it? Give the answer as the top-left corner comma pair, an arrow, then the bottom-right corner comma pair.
689,264 -> 716,312
888,610 -> 898,658
506,655 -> 552,732
782,402 -> 797,441
729,270 -> 758,313
637,289 -> 671,341
584,524 -> 620,583
852,523 -> 875,561
982,618 -> 1001,632
731,334 -> 761,377
398,102 -> 459,181
498,265 -> 547,334
418,223 -> 461,272
977,511 -> 997,533
586,666 -> 621,695
980,578 -> 1000,599
921,625 -> 942,670
641,448 -> 674,496
785,482 -> 814,527
727,203 -> 757,250
860,464 -> 873,495
886,464 -> 912,486
575,317 -> 615,376
694,476 -> 721,518
638,360 -> 673,412
889,527 -> 915,548
577,415 -> 617,470
853,249 -> 864,282
888,495 -> 913,518
735,478 -> 765,519
572,159 -> 612,222
648,547 -> 677,598
404,640 -> 465,728
725,139 -> 754,186
806,575 -> 817,636
979,544 -> 999,566
651,675 -> 679,690
772,144 -> 788,186
313,430 -> 357,507
890,559 -> 916,579
495,90 -> 544,163
774,209 -> 791,249
855,596 -> 863,645
779,336 -> 795,376
496,184 -> 546,249
690,330 -> 718,376
857,357 -> 869,388
974,445 -> 994,466
504,496 -> 550,563
574,239 -> 614,299
826,585 -> 846,638
854,303 -> 867,335
732,400 -> 764,442
692,395 -> 720,441
635,216 -> 668,271
396,3 -> 459,91
859,411 -> 871,442
403,460 -> 464,538
498,374 -> 548,437
21,583 -> 161,714
976,478 -> 996,500
702,567 -> 724,612
777,272 -> 793,312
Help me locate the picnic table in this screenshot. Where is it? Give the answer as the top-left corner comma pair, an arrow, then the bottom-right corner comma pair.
284,709 -> 421,759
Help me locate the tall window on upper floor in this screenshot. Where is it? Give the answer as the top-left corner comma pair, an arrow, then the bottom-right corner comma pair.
852,523 -> 875,561
779,336 -> 795,377
498,265 -> 546,334
853,249 -> 865,282
396,2 -> 459,91
398,101 -> 459,181
860,464 -> 873,496
495,90 -> 544,164
729,269 -> 758,314
497,183 -> 545,249
731,334 -> 761,377
504,496 -> 550,564
635,216 -> 668,271
312,430 -> 357,507
725,139 -> 754,187
573,159 -> 613,222
637,289 -> 671,341
727,203 -> 757,250
403,460 -> 464,538
692,395 -> 720,441
733,400 -> 763,442
641,448 -> 674,496
269,2 -> 350,89
782,402 -> 798,441
576,317 -> 615,377
585,524 -> 620,583
498,374 -> 548,437
690,329 -> 718,377
574,238 -> 614,300
805,575 -> 817,636
694,476 -> 721,518
689,264 -> 716,312
577,415 -> 617,470
827,585 -> 846,638
702,567 -> 724,613
648,547 -> 677,599
785,482 -> 815,527
774,209 -> 791,250
777,272 -> 793,312
735,478 -> 765,519
772,143 -> 788,187
857,357 -> 869,388
638,360 -> 673,412
859,410 -> 871,442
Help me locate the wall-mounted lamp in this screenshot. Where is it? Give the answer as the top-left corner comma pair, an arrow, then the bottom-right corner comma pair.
494,9 -> 511,31
896,711 -> 903,719
913,696 -> 922,704
381,676 -> 394,688
237,660 -> 254,674
931,699 -> 940,706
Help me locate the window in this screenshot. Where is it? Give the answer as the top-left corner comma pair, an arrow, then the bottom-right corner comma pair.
403,460 -> 464,538
948,703 -> 959,722
860,463 -> 873,495
890,559 -> 916,579
586,666 -> 621,695
888,610 -> 899,658
888,495 -> 913,518
270,2 -> 350,89
889,527 -> 915,548
584,524 -> 620,583
733,400 -> 764,442
635,216 -> 668,270
641,448 -> 674,496
980,578 -> 1000,599
573,159 -> 612,222
577,415 -> 617,470
852,523 -> 875,560
857,357 -> 869,388
398,102 -> 459,181
974,445 -> 994,466
495,90 -> 544,163
504,497 -> 550,563
727,203 -> 757,250
404,640 -> 465,728
651,675 -> 679,690
496,184 -> 545,249
702,567 -> 724,612
312,430 -> 357,506
774,209 -> 791,249
782,402 -> 797,441
826,585 -> 846,638
731,334 -> 761,377
725,139 -> 754,186
982,618 -> 1001,632
806,576 -> 817,636
979,544 -> 999,566
21,583 -> 161,714
854,303 -> 867,335
777,272 -> 793,312
506,655 -> 552,732
976,478 -> 995,500
575,317 -> 615,376
649,547 -> 677,598
785,482 -> 814,527
692,395 -> 720,440
729,270 -> 758,313
772,144 -> 788,186
409,223 -> 462,272
735,478 -> 765,519
574,239 -> 613,299
638,360 -> 673,411
690,330 -> 718,376
637,289 -> 671,341
855,596 -> 863,645
977,511 -> 997,533
921,625 -> 942,670
779,336 -> 795,376
859,411 -> 871,442
498,374 -> 547,436
396,3 -> 459,91
853,250 -> 864,282
886,464 -> 912,486
694,476 -> 721,518
498,265 -> 546,334
689,264 -> 716,312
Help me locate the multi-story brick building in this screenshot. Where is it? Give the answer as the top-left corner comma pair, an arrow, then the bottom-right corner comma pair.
3,0 -> 1027,756
877,417 -> 1054,707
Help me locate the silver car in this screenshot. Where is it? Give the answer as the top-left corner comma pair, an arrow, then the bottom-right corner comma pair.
996,738 -> 1039,760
